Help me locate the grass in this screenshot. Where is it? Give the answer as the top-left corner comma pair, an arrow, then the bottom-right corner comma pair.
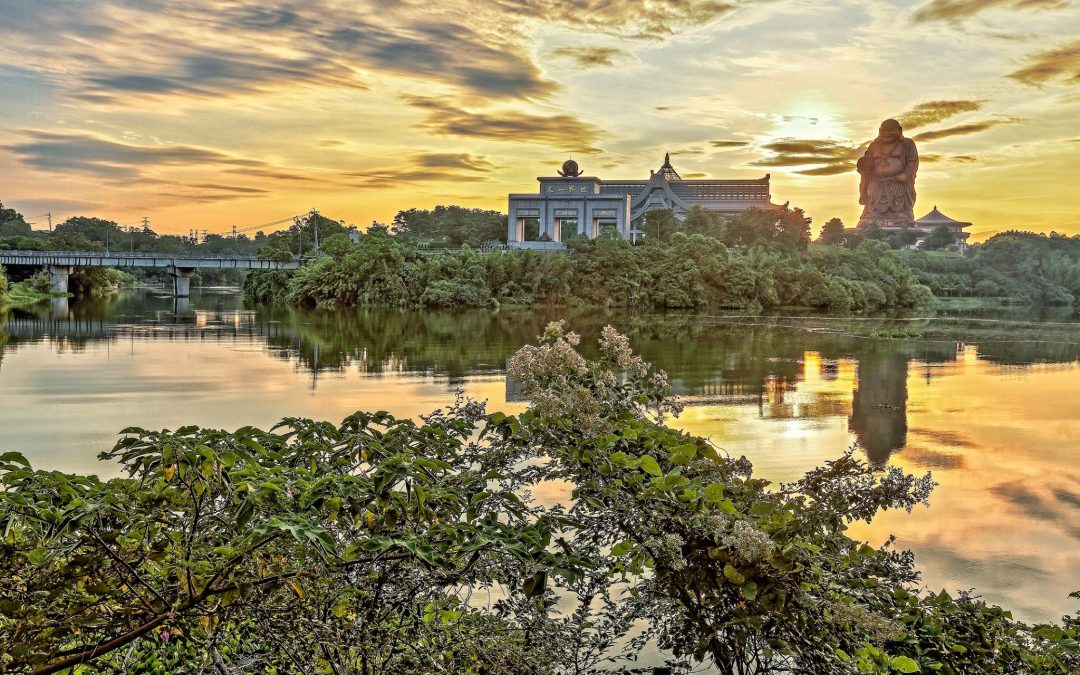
0,282 -> 58,308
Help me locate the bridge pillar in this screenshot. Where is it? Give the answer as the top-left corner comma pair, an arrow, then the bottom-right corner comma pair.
48,265 -> 72,294
51,296 -> 70,320
167,266 -> 196,297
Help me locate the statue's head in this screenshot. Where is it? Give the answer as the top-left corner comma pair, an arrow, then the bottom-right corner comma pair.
878,119 -> 903,142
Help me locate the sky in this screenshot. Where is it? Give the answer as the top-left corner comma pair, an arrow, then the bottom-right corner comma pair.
1,0 -> 1079,240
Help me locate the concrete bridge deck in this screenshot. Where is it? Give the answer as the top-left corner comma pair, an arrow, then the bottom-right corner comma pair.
0,250 -> 299,297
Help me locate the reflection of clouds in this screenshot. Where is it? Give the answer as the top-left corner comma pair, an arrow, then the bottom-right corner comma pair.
991,478 -> 1080,541
898,445 -> 967,470
908,428 -> 977,447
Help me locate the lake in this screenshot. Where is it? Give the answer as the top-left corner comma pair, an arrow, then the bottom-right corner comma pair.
2,289 -> 1079,624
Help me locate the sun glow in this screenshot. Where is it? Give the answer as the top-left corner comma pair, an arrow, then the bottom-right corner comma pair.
767,108 -> 846,143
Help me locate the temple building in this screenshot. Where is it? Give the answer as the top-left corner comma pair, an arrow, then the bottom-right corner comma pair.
856,205 -> 973,251
914,206 -> 972,251
507,154 -> 782,247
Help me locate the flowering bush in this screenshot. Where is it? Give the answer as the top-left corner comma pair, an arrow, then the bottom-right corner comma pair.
1,326 -> 1077,674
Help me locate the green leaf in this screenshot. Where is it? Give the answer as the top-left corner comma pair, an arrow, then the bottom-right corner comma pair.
522,570 -> 547,598
741,581 -> 758,601
611,540 -> 634,556
890,656 -> 920,673
0,452 -> 30,468
723,564 -> 745,585
750,501 -> 776,517
639,455 -> 662,477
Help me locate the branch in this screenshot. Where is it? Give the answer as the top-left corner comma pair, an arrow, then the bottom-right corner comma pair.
87,526 -> 170,610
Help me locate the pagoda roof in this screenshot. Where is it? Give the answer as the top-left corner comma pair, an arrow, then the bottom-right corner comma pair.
915,206 -> 971,227
657,152 -> 681,180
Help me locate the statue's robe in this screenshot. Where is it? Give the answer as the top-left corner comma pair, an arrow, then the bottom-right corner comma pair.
857,137 -> 918,225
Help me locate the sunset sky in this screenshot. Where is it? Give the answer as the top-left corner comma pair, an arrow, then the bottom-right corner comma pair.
2,0 -> 1079,240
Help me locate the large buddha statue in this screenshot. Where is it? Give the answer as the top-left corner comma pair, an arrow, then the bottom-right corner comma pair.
856,119 -> 918,226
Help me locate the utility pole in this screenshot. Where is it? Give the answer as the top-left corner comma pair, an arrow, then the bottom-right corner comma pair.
311,209 -> 320,257
46,212 -> 52,233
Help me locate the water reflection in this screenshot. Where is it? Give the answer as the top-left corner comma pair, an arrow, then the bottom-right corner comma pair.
3,290 -> 1080,622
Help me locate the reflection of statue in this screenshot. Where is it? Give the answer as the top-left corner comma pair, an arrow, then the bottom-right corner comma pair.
857,119 -> 918,226
849,350 -> 908,465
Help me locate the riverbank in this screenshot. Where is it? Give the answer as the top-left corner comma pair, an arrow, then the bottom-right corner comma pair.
246,232 -> 934,313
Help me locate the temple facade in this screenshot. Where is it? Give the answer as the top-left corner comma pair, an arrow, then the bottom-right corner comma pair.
507,154 -> 781,247
856,205 -> 973,251
914,207 -> 972,251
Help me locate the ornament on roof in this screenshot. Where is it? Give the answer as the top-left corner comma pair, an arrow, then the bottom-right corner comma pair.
557,159 -> 583,177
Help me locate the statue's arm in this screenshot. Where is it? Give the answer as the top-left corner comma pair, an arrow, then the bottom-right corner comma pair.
856,143 -> 875,175
902,139 -> 919,182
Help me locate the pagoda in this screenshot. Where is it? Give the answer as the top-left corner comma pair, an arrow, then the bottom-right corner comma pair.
914,206 -> 972,251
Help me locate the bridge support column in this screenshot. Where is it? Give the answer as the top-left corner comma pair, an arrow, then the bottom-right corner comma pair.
167,266 -> 195,297
48,265 -> 72,294
51,296 -> 70,320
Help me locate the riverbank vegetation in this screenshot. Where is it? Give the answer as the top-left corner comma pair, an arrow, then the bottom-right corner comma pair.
2,324 -> 1076,674
8,197 -> 1080,308
246,225 -> 933,313
897,231 -> 1080,305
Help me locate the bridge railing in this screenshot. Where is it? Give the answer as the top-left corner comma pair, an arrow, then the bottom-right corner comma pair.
0,249 -> 292,261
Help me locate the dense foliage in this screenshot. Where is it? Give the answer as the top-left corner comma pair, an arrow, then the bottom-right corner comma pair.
247,228 -> 931,312
0,201 -> 32,239
898,231 -> 1080,305
2,324 -> 1077,674
391,206 -> 506,248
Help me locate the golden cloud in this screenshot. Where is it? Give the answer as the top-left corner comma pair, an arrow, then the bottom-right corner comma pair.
914,0 -> 1069,22
897,100 -> 985,128
911,119 -> 1015,141
551,46 -> 630,68
1009,39 -> 1080,86
402,97 -> 600,146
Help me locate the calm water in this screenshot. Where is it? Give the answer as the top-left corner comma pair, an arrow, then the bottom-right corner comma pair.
2,290 -> 1080,623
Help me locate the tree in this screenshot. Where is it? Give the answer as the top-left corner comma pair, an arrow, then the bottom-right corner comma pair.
890,226 -> 919,249
862,222 -> 888,241
681,205 -> 721,238
392,206 -> 506,246
0,201 -> 32,238
774,206 -> 812,250
53,216 -> 125,249
643,208 -> 678,243
922,225 -> 957,251
818,218 -> 846,246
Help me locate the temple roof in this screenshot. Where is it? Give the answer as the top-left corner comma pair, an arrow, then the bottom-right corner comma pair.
915,206 -> 971,227
657,152 -> 681,180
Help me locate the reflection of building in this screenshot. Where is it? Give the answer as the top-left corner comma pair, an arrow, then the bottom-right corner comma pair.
850,352 -> 908,464
507,155 -> 782,248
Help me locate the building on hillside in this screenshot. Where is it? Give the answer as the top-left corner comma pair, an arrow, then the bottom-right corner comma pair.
853,205 -> 973,251
507,154 -> 783,248
914,207 -> 972,251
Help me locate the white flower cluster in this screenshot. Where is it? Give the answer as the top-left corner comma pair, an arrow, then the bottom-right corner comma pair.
645,532 -> 687,571
827,601 -> 902,644
724,519 -> 774,564
506,321 -> 683,433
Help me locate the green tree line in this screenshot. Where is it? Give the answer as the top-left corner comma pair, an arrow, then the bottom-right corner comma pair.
246,223 -> 932,313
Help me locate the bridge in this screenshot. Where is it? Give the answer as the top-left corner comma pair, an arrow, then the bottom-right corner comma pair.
0,250 -> 300,297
